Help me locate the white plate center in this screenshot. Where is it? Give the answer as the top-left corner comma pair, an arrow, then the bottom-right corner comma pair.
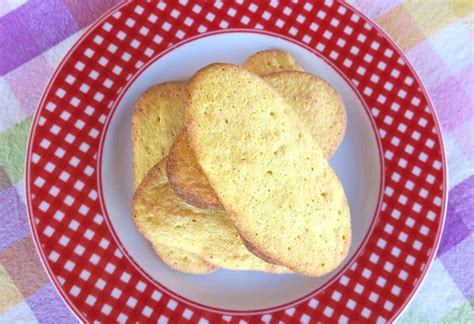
101,31 -> 381,311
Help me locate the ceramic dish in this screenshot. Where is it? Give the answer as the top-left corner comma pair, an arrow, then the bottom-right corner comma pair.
26,1 -> 447,322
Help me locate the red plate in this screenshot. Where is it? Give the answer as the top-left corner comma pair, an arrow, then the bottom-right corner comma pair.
26,1 -> 447,322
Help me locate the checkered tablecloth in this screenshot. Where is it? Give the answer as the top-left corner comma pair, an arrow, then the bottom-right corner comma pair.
0,1 -> 472,322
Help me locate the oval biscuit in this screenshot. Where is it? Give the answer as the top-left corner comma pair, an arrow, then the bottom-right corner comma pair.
243,49 -> 304,76
131,82 -> 187,188
167,130 -> 224,210
186,64 -> 351,276
168,72 -> 346,210
132,82 -> 211,273
133,158 -> 292,274
263,71 -> 347,159
151,243 -> 217,274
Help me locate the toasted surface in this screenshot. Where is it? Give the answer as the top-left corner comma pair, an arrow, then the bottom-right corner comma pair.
263,71 -> 346,159
186,64 -> 351,276
132,82 -> 209,273
151,243 -> 216,274
167,131 -> 224,210
242,49 -> 303,76
131,82 -> 186,188
133,158 -> 291,273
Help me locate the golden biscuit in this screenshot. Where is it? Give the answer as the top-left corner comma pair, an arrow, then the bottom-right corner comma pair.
243,49 -> 304,75
167,130 -> 224,210
132,158 -> 291,274
151,243 -> 216,274
131,82 -> 212,273
186,64 -> 351,276
131,82 -> 186,188
167,71 -> 346,210
264,71 -> 346,158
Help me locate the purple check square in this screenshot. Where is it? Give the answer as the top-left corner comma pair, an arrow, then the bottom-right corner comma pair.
439,234 -> 474,300
457,63 -> 474,99
406,40 -> 452,90
64,0 -> 120,29
19,0 -> 78,51
0,10 -> 42,75
0,0 -> 79,75
0,186 -> 29,251
430,76 -> 473,133
451,175 -> 473,231
437,176 -> 473,256
27,284 -> 77,323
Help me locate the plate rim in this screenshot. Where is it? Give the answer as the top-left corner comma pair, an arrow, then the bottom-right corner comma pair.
24,2 -> 128,322
344,1 -> 449,318
23,1 -> 448,321
97,27 -> 386,315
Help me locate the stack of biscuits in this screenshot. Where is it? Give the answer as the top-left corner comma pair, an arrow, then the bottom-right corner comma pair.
131,50 -> 351,277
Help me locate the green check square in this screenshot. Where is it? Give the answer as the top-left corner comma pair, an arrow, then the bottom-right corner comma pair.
397,298 -> 430,323
440,300 -> 474,323
0,117 -> 32,184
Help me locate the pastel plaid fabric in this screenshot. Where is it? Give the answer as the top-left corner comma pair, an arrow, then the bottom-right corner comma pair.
0,0 -> 472,322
